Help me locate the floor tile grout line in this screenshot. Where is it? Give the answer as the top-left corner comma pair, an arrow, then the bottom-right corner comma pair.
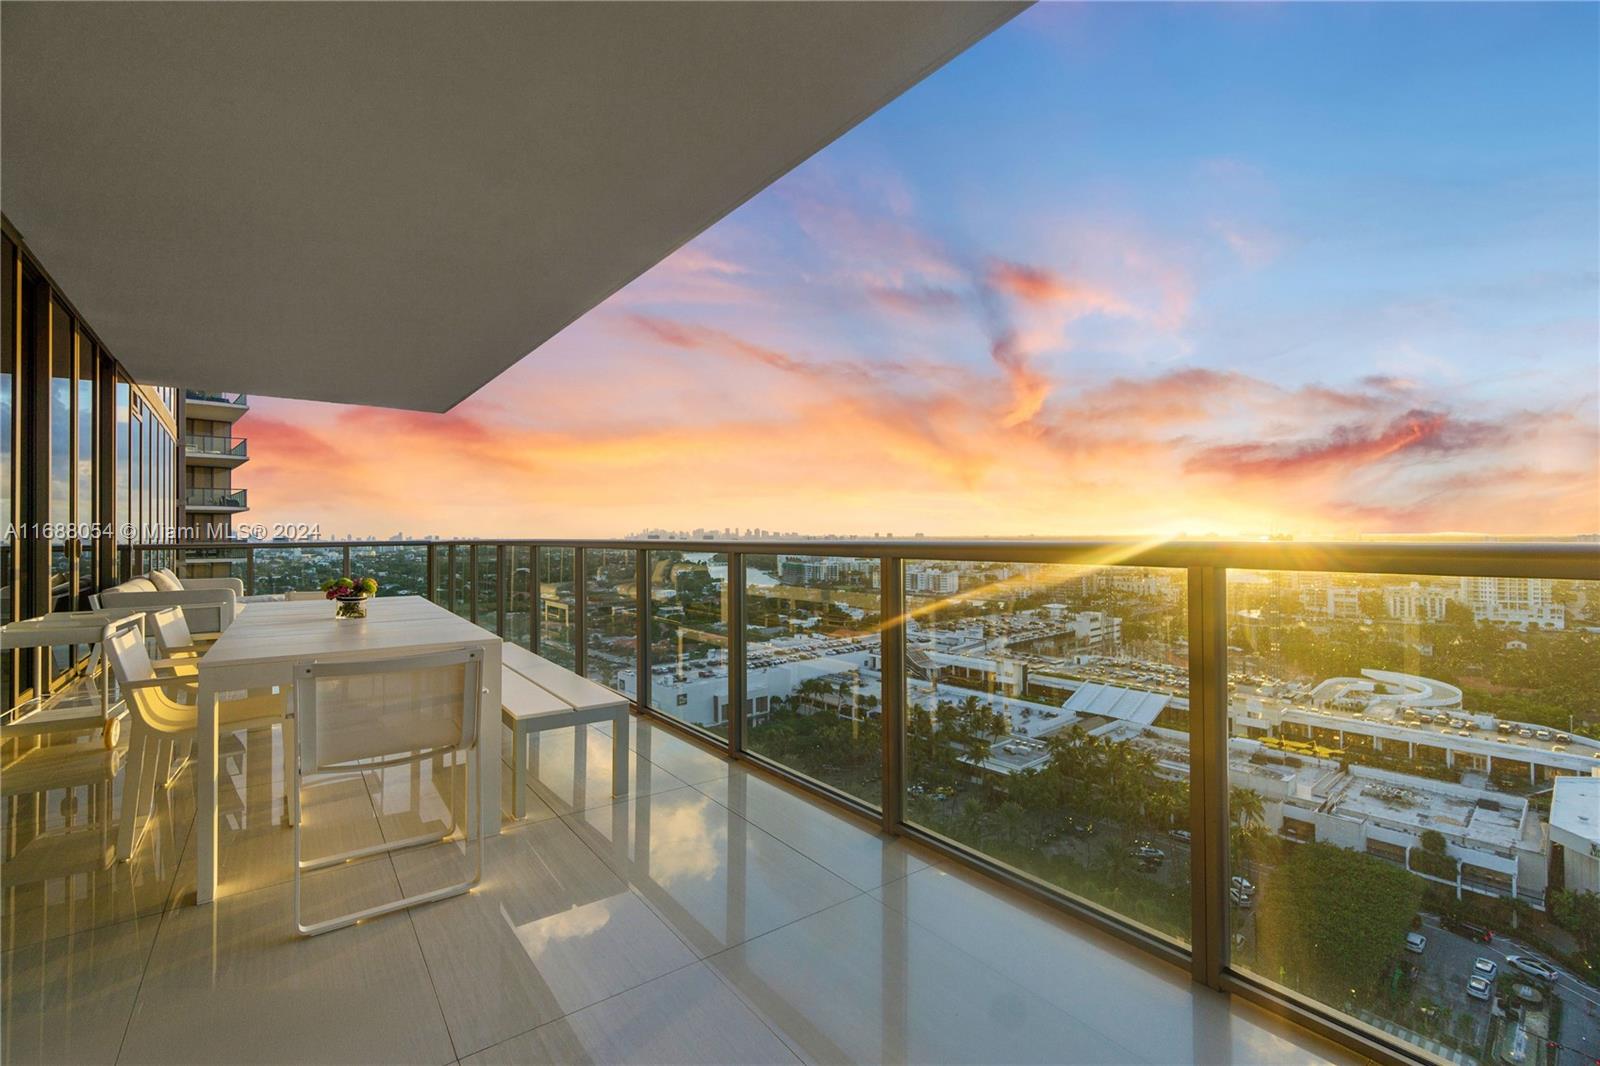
693,890 -> 876,1066
455,953 -> 715,1063
864,869 -> 1159,1066
111,756 -> 201,1066
405,904 -> 462,1065
684,776 -> 942,895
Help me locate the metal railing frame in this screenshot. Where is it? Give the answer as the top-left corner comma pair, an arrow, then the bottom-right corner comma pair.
183,433 -> 248,457
124,535 -> 1600,1066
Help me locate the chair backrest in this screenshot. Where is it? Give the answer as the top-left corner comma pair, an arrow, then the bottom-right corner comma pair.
105,626 -> 155,687
294,646 -> 484,774
103,626 -> 193,727
150,606 -> 196,656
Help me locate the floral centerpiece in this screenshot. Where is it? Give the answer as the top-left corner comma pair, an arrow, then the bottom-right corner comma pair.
321,576 -> 379,619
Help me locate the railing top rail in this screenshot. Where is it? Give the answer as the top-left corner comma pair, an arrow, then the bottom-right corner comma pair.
127,536 -> 1600,580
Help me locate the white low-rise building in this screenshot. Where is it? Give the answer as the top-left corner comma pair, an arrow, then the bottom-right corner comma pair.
1549,775 -> 1600,895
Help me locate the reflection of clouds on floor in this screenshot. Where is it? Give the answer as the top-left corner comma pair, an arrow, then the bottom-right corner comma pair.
651,792 -> 728,886
508,895 -> 619,959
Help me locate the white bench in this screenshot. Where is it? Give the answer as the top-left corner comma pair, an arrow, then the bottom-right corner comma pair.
500,646 -> 630,818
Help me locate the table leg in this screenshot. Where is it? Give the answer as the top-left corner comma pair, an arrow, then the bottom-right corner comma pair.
511,726 -> 527,820
476,643 -> 502,841
612,710 -> 629,797
195,676 -> 220,904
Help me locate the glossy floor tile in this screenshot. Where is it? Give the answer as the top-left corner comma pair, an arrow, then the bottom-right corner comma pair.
390,816 -> 697,1057
873,865 -> 1362,1066
118,858 -> 455,1066
1,914 -> 156,1065
696,772 -> 936,891
3,747 -> 192,953
710,893 -> 1145,1065
563,785 -> 860,958
3,713 -> 1354,1066
502,722 -> 689,816
609,717 -> 743,787
462,962 -> 799,1066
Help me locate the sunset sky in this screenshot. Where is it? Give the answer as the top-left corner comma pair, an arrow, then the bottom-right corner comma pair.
240,2 -> 1599,540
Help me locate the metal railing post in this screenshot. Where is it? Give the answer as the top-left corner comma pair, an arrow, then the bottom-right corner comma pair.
425,544 -> 437,604
574,547 -> 587,677
342,544 -> 351,580
880,553 -> 906,833
636,548 -> 650,713
1188,566 -> 1228,990
727,552 -> 746,756
244,546 -> 256,596
495,543 -> 507,636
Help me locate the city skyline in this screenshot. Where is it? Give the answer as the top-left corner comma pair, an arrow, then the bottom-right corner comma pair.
237,3 -> 1598,540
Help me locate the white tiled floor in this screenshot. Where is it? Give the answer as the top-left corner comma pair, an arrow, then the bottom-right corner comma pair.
2,717 -> 1360,1065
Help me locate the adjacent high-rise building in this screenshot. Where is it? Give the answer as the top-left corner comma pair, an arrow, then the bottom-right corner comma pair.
178,391 -> 250,541
1457,575 -> 1565,629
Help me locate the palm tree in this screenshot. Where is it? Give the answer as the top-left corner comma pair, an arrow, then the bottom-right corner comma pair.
1230,785 -> 1265,829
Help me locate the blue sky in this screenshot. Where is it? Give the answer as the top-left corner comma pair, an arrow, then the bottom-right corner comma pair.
248,2 -> 1599,538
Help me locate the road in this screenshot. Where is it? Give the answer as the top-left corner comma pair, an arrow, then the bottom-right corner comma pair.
1419,915 -> 1600,1066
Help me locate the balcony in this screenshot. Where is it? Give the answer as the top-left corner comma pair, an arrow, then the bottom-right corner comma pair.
183,433 -> 248,466
83,535 -> 1600,1065
183,390 -> 250,422
183,487 -> 248,512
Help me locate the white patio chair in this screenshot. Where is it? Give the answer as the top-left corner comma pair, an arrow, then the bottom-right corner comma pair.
149,605 -> 218,675
291,646 -> 486,936
103,627 -> 289,860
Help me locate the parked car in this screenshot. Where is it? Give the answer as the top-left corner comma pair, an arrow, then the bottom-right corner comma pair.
1506,955 -> 1560,984
1231,875 -> 1256,896
1466,976 -> 1492,1002
1169,828 -> 1192,843
1405,933 -> 1427,955
1472,957 -> 1498,980
1229,887 -> 1252,908
1128,843 -> 1166,862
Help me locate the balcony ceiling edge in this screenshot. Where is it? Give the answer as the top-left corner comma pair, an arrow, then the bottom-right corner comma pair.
1,2 -> 1028,412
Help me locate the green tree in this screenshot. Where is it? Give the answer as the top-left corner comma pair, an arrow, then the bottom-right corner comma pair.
1254,843 -> 1423,1005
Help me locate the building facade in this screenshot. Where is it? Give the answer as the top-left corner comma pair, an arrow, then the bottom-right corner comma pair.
2,219 -> 182,713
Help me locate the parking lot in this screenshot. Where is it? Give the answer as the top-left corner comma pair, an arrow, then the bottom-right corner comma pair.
1414,916 -> 1600,1066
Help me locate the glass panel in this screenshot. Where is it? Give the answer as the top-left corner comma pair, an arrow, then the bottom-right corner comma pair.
181,545 -> 249,586
505,546 -> 534,649
744,553 -> 882,803
1,246 -> 13,711
1226,570 -> 1599,1055
48,305 -> 70,620
251,545 -> 345,595
474,545 -> 500,632
430,545 -> 449,604
536,546 -> 576,670
75,336 -> 94,604
645,550 -> 730,740
903,561 -> 1191,945
583,548 -> 635,690
348,543 -> 429,597
448,544 -> 470,618
114,380 -> 128,542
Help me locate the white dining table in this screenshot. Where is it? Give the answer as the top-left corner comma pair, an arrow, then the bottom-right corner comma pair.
190,595 -> 503,904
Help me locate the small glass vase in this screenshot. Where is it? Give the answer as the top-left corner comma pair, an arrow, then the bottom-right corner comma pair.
335,594 -> 368,620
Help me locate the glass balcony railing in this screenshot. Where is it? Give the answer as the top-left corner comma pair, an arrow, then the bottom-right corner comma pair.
184,487 -> 248,509
118,535 -> 1600,1066
183,389 -> 248,406
184,434 -> 247,458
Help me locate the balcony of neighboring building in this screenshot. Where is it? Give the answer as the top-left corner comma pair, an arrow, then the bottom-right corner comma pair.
183,390 -> 250,423
184,486 -> 248,512
183,433 -> 248,467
